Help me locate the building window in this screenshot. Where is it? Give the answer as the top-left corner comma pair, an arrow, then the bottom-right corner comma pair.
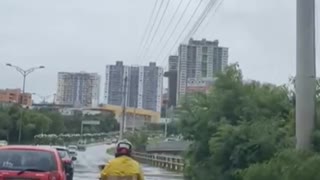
202,47 -> 208,54
202,55 -> 207,77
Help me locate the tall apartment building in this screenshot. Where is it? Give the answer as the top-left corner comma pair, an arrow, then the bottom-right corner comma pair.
104,61 -> 126,106
164,55 -> 178,108
56,72 -> 100,107
104,61 -> 163,112
177,38 -> 228,102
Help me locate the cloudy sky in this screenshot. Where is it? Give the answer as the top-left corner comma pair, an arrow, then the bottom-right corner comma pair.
0,0 -> 319,102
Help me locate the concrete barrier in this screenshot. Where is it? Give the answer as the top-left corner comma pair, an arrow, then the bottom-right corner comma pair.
146,141 -> 191,152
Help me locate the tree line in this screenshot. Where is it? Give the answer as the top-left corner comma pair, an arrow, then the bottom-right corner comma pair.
177,63 -> 320,180
0,105 -> 119,144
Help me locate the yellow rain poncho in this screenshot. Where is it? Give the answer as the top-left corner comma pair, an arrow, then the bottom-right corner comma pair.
100,156 -> 144,180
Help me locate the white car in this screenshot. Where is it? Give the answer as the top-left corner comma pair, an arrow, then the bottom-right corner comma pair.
111,138 -> 118,144
67,145 -> 78,155
68,145 -> 78,151
0,140 -> 8,146
68,149 -> 77,157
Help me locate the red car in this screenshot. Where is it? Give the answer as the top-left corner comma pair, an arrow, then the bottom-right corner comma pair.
0,145 -> 66,180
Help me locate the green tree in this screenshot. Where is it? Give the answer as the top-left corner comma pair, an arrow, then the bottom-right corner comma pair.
63,112 -> 119,134
0,109 -> 12,141
95,113 -> 119,133
125,131 -> 148,151
7,105 -> 22,143
178,64 -> 293,180
38,110 -> 65,134
22,111 -> 52,141
63,113 -> 82,134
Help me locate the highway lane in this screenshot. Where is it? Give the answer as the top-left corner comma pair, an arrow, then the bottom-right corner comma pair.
73,144 -> 183,180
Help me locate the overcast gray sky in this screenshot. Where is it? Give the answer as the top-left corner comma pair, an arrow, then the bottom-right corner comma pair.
0,0 -> 319,102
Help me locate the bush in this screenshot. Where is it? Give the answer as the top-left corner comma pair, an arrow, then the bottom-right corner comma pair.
239,149 -> 320,180
34,132 -> 117,145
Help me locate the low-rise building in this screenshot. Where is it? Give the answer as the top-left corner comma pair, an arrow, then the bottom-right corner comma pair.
98,104 -> 161,130
0,89 -> 32,107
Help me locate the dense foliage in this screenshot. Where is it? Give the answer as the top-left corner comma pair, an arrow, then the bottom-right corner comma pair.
124,131 -> 148,151
144,122 -> 179,136
0,105 -> 119,144
177,63 -> 320,180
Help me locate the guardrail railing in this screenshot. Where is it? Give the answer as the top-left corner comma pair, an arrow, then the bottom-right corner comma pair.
132,151 -> 184,172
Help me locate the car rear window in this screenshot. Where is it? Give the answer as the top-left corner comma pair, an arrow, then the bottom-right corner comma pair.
57,149 -> 69,158
0,149 -> 57,171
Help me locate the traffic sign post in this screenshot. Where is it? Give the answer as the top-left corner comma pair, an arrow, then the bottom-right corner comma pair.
80,120 -> 101,138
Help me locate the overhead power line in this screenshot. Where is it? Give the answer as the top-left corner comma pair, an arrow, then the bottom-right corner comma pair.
137,0 -> 165,61
155,0 -> 184,49
164,0 -> 204,58
137,0 -> 159,50
154,0 -> 193,60
160,0 -> 221,66
195,0 -> 224,37
141,0 -> 171,61
183,0 -> 221,42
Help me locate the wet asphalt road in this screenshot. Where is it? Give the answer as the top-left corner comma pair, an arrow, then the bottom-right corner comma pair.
73,144 -> 183,180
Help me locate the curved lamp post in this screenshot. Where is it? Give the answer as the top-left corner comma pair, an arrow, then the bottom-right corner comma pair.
6,63 -> 45,143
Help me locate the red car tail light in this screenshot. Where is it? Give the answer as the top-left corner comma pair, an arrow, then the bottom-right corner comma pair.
49,171 -> 61,180
63,159 -> 72,164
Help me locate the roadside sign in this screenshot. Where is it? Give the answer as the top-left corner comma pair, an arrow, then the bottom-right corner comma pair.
82,120 -> 100,125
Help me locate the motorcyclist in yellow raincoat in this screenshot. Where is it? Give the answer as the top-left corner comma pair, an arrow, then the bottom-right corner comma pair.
100,139 -> 144,180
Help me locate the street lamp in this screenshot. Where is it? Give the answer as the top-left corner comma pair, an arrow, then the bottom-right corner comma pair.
6,63 -> 45,94
6,63 -> 45,143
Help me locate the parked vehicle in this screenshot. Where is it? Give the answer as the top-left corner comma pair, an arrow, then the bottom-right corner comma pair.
52,146 -> 76,180
0,145 -> 66,180
0,140 -> 8,146
111,138 -> 118,144
68,150 -> 77,158
68,145 -> 78,151
77,145 -> 86,151
105,139 -> 112,145
77,141 -> 86,151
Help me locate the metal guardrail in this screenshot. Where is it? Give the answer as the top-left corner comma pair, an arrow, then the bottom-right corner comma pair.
133,151 -> 184,172
146,141 -> 191,152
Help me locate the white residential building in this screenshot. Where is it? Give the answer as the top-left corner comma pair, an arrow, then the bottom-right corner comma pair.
177,38 -> 229,103
104,61 -> 163,112
56,72 -> 100,107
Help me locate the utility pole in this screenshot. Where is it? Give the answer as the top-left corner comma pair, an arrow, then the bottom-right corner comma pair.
133,84 -> 139,133
296,0 -> 316,150
133,105 -> 137,133
119,76 -> 128,140
164,104 -> 168,138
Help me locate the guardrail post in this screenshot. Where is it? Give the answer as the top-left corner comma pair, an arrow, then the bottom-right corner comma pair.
165,156 -> 168,169
174,157 -> 177,171
153,154 -> 156,166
